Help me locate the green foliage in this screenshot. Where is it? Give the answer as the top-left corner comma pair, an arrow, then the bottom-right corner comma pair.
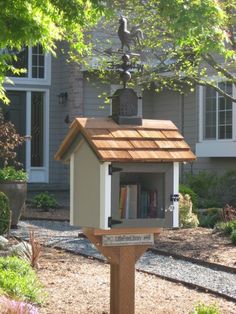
0,256 -> 44,304
91,0 -> 236,102
215,220 -> 236,245
0,192 -> 10,235
199,208 -> 222,229
190,303 -> 220,314
184,171 -> 219,208
0,1 -> 105,102
33,192 -> 57,210
184,170 -> 236,208
179,193 -> 199,228
230,229 -> 236,245
0,167 -> 28,182
217,170 -> 236,206
179,184 -> 198,209
215,220 -> 236,235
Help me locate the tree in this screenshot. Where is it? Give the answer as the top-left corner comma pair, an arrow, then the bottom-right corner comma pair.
0,0 -> 105,102
88,0 -> 236,101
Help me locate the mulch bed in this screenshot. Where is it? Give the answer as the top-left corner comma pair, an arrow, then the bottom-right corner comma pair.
22,206 -> 236,268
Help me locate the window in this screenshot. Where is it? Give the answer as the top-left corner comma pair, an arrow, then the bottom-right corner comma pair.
6,47 -> 28,78
204,82 -> 232,140
5,45 -> 49,82
31,92 -> 44,167
32,45 -> 45,78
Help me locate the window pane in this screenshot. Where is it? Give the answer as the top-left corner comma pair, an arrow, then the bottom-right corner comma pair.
218,126 -> 225,139
206,112 -> 216,125
218,97 -> 226,111
32,44 -> 45,78
32,67 -> 37,78
226,82 -> 232,95
38,67 -> 44,78
226,126 -> 232,139
205,126 -> 216,139
226,111 -> 232,124
6,47 -> 28,77
206,86 -> 216,98
205,98 -> 215,111
31,92 -> 44,167
39,55 -> 44,66
32,55 -> 38,66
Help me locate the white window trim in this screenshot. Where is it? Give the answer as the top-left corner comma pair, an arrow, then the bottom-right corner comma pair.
6,48 -> 51,86
196,84 -> 236,157
5,86 -> 49,183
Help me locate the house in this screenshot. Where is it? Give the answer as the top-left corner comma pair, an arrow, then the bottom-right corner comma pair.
2,44 -> 236,193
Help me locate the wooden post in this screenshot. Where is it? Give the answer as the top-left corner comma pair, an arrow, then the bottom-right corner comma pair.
83,228 -> 160,314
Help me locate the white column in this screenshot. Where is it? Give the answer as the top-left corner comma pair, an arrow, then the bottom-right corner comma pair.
173,162 -> 179,228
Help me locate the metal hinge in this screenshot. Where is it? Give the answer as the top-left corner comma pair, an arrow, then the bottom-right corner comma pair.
108,165 -> 123,175
108,217 -> 122,228
170,194 -> 180,202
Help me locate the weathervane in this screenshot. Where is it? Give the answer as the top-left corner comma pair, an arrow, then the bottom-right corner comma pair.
108,16 -> 144,88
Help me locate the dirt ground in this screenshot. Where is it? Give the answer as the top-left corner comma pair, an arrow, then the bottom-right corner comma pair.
36,246 -> 236,314
22,206 -> 236,269
6,206 -> 236,313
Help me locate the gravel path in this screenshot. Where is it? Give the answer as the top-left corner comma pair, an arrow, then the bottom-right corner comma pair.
11,220 -> 236,301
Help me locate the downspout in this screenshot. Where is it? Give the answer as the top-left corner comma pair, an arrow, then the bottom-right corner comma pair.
180,93 -> 185,182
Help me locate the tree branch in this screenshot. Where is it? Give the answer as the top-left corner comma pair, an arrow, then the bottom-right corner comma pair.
202,53 -> 236,85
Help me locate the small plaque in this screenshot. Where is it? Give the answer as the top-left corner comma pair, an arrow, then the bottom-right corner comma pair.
102,233 -> 154,246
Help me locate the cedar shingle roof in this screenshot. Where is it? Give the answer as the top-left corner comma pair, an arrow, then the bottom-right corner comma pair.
55,117 -> 196,162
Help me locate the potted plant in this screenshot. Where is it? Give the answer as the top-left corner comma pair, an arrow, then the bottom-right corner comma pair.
0,110 -> 27,227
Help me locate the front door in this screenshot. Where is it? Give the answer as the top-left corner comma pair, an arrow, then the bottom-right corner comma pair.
1,91 -> 26,168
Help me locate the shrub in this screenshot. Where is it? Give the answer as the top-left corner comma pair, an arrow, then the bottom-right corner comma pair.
215,220 -> 236,235
33,191 -> 57,210
179,193 -> 199,228
218,170 -> 236,207
199,208 -> 222,229
0,256 -> 44,304
215,220 -> 236,245
0,191 -> 11,235
230,229 -> 236,245
0,110 -> 25,168
184,170 -> 236,209
184,171 -> 219,208
190,303 -> 220,314
0,166 -> 28,182
179,184 -> 198,209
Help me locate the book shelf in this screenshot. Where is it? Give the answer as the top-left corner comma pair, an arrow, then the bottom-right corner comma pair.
118,172 -> 164,220
109,162 -> 177,228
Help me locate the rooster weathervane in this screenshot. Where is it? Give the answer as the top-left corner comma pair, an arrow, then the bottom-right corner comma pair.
118,16 -> 143,52
107,16 -> 143,88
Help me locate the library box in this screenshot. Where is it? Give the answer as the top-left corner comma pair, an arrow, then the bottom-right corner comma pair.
55,117 -> 195,230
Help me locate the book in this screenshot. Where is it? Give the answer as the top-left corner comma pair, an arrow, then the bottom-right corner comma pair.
140,190 -> 158,218
119,184 -> 158,219
119,184 -> 140,219
140,191 -> 148,218
128,184 -> 139,219
119,186 -> 127,219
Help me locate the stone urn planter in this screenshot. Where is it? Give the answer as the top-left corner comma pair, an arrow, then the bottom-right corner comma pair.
0,181 -> 27,228
0,167 -> 28,228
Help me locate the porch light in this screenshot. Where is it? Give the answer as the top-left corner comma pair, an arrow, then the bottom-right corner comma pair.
58,92 -> 68,105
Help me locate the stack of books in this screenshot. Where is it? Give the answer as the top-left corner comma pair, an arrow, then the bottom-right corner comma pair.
119,184 -> 158,219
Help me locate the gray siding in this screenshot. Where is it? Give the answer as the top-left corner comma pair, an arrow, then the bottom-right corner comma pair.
49,46 -> 70,188
83,73 -> 110,117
